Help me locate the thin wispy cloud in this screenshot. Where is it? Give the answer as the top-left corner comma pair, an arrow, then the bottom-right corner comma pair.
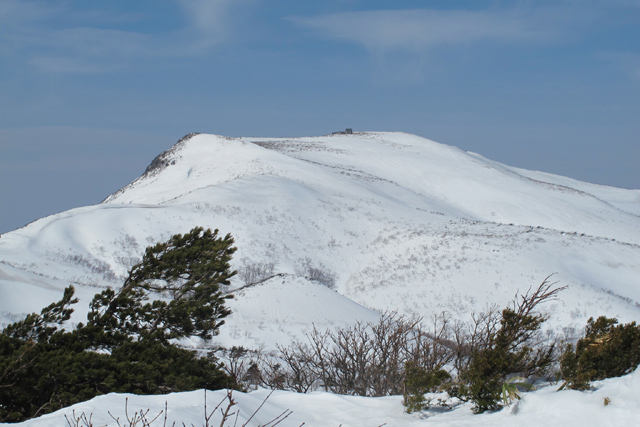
175,0 -> 237,51
0,0 -> 55,26
287,5 -> 603,84
0,0 -> 251,73
25,27 -> 151,73
290,6 -> 594,54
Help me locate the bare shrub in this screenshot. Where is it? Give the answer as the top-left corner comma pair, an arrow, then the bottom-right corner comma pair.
262,313 -> 456,397
450,306 -> 501,375
240,277 -> 565,415
220,277 -> 565,416
296,257 -> 336,289
217,346 -> 263,390
238,260 -> 276,286
60,253 -> 118,282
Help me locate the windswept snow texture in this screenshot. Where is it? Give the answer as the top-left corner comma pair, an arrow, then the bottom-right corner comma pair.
1,132 -> 639,348
6,368 -> 640,426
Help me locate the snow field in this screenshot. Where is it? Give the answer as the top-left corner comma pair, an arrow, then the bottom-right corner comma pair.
7,368 -> 640,427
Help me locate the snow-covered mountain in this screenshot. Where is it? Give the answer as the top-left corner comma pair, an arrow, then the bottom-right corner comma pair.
1,131 -> 639,349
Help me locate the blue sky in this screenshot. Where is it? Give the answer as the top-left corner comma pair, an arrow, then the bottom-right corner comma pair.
1,0 -> 639,234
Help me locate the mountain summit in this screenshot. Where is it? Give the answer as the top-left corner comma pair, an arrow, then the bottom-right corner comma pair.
1,132 -> 639,348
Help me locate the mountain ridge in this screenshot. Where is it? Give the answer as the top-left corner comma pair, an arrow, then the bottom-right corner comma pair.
1,131 -> 639,349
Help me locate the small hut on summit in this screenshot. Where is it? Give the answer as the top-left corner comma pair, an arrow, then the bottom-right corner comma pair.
332,128 -> 353,135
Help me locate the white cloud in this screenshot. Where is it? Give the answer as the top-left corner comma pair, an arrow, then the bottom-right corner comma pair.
0,0 -> 253,73
289,7 -> 592,54
174,0 -> 237,50
17,26 -> 152,73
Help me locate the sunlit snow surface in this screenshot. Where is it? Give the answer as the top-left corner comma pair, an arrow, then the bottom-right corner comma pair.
6,369 -> 640,426
1,132 -> 639,348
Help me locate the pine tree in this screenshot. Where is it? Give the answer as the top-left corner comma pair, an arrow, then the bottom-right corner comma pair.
462,279 -> 563,413
0,227 -> 237,422
87,226 -> 236,347
561,316 -> 640,390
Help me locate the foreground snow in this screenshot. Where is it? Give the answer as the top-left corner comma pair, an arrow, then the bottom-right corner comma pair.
7,369 -> 639,427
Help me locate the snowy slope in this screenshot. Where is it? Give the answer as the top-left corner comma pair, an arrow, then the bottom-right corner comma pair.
6,368 -> 640,426
215,275 -> 381,350
1,131 -> 639,348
